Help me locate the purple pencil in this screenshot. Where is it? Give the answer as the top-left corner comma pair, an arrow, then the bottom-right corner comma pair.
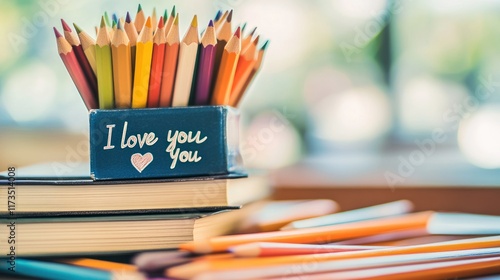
194,20 -> 217,105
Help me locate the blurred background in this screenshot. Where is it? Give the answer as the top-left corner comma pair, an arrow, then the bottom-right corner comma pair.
1,0 -> 499,188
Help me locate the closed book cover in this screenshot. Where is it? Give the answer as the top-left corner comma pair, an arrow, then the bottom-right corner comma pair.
89,106 -> 243,180
0,169 -> 269,216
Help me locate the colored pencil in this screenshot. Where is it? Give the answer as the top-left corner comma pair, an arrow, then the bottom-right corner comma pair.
111,20 -> 132,108
282,200 -> 414,230
104,11 -> 113,39
73,23 -> 97,76
171,15 -> 199,107
163,9 -> 168,24
231,40 -> 268,106
170,235 -> 500,279
179,211 -> 433,254
190,247 -> 500,280
95,17 -> 115,109
124,12 -> 138,75
59,258 -> 138,272
158,13 -> 180,107
54,28 -> 98,110
214,10 -> 229,31
151,7 -> 158,33
147,17 -> 167,108
131,17 -> 154,108
193,20 -> 217,105
211,10 -> 232,95
230,242 -> 387,257
214,10 -> 222,22
135,4 -> 145,33
271,256 -> 500,280
242,27 -> 257,52
133,251 -> 232,272
211,27 -> 241,105
229,35 -> 258,107
163,7 -> 175,38
0,258 -> 146,280
61,19 -> 97,96
238,199 -> 339,233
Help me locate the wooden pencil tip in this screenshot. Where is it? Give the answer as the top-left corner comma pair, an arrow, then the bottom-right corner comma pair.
174,14 -> 179,25
171,5 -> 176,17
137,4 -> 142,12
116,19 -> 122,30
100,16 -> 106,28
61,19 -> 71,32
104,11 -> 111,26
53,27 -> 62,38
208,20 -> 214,27
254,35 -> 260,44
261,40 -> 269,50
214,10 -> 222,21
112,13 -> 118,24
73,23 -> 82,34
163,9 -> 168,23
234,26 -> 241,38
191,15 -> 198,28
126,12 -> 132,23
158,17 -> 164,28
250,27 -> 257,36
145,17 -> 152,28
227,10 -> 233,22
241,22 -> 247,32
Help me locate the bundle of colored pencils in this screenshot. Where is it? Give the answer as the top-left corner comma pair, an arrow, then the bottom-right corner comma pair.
53,5 -> 268,110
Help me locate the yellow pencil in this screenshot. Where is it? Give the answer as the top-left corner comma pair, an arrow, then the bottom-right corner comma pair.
95,16 -> 114,109
73,23 -> 97,75
131,17 -> 154,108
171,15 -> 199,107
211,27 -> 241,105
111,20 -> 132,108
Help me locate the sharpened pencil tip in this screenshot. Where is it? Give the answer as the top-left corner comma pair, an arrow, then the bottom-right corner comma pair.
174,14 -> 179,25
261,40 -> 269,50
53,27 -> 62,38
208,20 -> 214,27
250,27 -> 257,36
191,15 -> 198,28
73,23 -> 82,34
227,10 -> 233,23
145,17 -> 152,28
100,16 -> 106,28
126,12 -> 132,23
214,10 -> 222,21
112,13 -> 118,24
171,5 -> 176,17
241,22 -> 247,32
117,19 -> 122,30
104,12 -> 110,26
158,17 -> 164,28
254,35 -> 260,44
234,26 -> 241,38
61,19 -> 71,32
137,4 -> 142,12
163,9 -> 168,23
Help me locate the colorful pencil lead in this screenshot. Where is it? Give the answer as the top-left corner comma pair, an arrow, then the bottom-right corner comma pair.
212,26 -> 241,105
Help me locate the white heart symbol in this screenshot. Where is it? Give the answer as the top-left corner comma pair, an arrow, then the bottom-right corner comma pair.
131,153 -> 154,173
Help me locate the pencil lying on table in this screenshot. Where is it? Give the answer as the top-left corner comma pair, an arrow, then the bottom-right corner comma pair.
170,235 -> 500,279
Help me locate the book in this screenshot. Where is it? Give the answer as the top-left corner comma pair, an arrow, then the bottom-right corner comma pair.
0,164 -> 269,216
0,209 -> 253,256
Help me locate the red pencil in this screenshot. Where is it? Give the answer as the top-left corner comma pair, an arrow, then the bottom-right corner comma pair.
54,28 -> 98,110
61,19 -> 97,99
159,14 -> 180,107
194,20 -> 217,105
147,16 -> 167,108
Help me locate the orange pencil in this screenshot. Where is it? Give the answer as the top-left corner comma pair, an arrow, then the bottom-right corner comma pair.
54,28 -> 98,110
147,16 -> 166,107
231,40 -> 268,106
211,10 -> 232,95
158,14 -> 180,107
180,211 -> 433,254
111,20 -> 132,108
124,12 -> 138,75
229,36 -> 259,106
171,234 -> 500,279
211,27 -> 241,105
241,27 -> 257,51
59,258 -> 138,272
230,242 -> 386,258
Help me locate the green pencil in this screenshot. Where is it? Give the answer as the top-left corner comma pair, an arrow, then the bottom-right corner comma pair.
95,16 -> 114,109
